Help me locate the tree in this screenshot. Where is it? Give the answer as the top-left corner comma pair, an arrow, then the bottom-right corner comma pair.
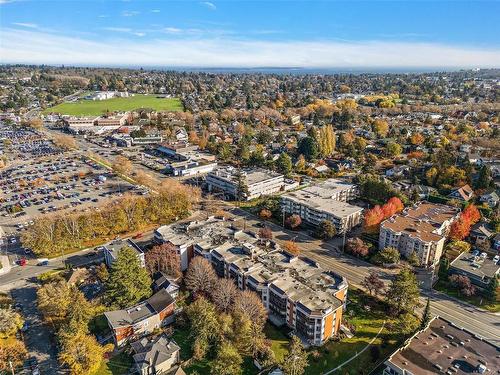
112,155 -> 133,176
28,118 -> 43,129
259,227 -> 273,240
285,214 -> 302,229
58,331 -> 113,375
475,165 -> 492,189
420,298 -> 432,330
185,257 -> 217,297
283,240 -> 300,257
0,339 -> 27,372
211,342 -> 243,375
185,297 -> 221,360
394,312 -> 420,335
315,220 -> 337,240
234,290 -> 267,329
346,237 -> 370,257
210,278 -> 238,313
449,217 -> 472,240
364,205 -> 384,233
485,277 -> 499,303
372,119 -> 389,138
376,247 -> 401,265
407,251 -> 421,267
259,208 -> 272,220
410,133 -> 425,145
318,125 -> 336,157
53,134 -> 78,150
462,204 -> 481,225
386,142 -> 402,156
37,280 -> 72,327
295,154 -> 306,172
450,274 -> 476,296
276,152 -> 293,177
0,308 -> 24,338
106,247 -> 152,308
297,136 -> 319,160
361,271 -> 385,296
385,267 -> 420,316
281,335 -> 309,375
145,243 -> 181,278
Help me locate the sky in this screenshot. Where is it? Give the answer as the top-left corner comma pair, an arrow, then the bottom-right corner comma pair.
1,0 -> 500,69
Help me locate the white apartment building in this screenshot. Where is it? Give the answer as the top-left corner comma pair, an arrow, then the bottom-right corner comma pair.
206,167 -> 287,201
280,179 -> 362,233
378,202 -> 460,267
103,239 -> 145,268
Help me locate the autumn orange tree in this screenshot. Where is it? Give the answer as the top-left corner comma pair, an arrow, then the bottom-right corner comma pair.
364,197 -> 404,233
283,241 -> 300,257
450,204 -> 481,240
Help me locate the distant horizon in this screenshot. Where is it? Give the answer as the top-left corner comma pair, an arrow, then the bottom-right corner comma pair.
2,63 -> 496,75
1,1 -> 500,68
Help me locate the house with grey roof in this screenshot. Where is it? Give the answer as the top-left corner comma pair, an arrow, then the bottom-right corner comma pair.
103,238 -> 145,268
104,289 -> 175,347
130,334 -> 184,375
449,252 -> 500,293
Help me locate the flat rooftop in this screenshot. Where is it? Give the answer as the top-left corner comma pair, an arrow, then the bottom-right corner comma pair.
450,252 -> 500,279
208,167 -> 283,185
283,189 -> 362,218
386,317 -> 500,375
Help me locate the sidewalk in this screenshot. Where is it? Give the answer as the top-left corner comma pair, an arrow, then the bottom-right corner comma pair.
0,255 -> 11,275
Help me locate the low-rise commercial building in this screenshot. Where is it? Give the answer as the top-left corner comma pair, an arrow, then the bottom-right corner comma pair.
379,202 -> 459,267
383,317 -> 499,375
280,179 -> 362,233
449,252 -> 500,293
206,167 -> 296,201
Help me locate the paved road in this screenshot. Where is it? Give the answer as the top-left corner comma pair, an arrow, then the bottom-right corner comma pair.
230,208 -> 500,344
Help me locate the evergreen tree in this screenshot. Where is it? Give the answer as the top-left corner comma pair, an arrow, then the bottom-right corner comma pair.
475,165 -> 492,189
385,267 -> 420,316
297,137 -> 319,161
106,247 -> 152,308
420,298 -> 432,330
282,335 -> 309,375
486,276 -> 499,303
276,153 -> 293,177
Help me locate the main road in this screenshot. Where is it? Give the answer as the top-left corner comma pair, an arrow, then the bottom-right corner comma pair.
229,208 -> 500,344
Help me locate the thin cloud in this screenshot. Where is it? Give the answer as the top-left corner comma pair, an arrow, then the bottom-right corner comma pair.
151,9 -> 160,13
2,29 -> 500,68
164,27 -> 182,34
121,10 -> 140,17
200,2 -> 216,10
12,22 -> 38,28
103,27 -> 132,33
98,15 -> 109,18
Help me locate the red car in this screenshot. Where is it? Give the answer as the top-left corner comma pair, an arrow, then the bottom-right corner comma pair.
18,257 -> 27,266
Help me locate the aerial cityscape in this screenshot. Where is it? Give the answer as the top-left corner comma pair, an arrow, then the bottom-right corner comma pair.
0,1 -> 499,375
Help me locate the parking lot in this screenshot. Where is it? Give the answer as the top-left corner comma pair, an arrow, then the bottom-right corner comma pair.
1,128 -> 150,264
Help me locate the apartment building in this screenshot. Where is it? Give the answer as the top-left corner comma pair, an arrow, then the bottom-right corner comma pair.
280,179 -> 362,233
154,216 -> 258,271
379,202 -> 460,267
383,317 -> 499,375
104,289 -> 175,347
204,244 -> 348,346
206,167 -> 295,201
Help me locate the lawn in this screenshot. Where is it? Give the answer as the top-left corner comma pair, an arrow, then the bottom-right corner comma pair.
434,279 -> 500,313
264,323 -> 290,363
95,352 -> 133,375
305,288 -> 401,375
43,95 -> 183,116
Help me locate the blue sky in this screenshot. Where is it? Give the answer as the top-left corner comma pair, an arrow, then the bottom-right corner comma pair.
1,0 -> 500,68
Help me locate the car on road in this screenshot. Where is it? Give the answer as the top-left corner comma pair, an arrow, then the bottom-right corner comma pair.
18,257 -> 27,266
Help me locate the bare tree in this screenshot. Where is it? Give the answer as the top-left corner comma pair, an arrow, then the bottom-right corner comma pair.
361,271 -> 385,296
185,257 -> 217,296
210,278 -> 238,312
234,290 -> 267,328
145,243 -> 182,279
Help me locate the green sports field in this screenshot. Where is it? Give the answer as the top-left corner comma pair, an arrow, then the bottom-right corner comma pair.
43,94 -> 183,115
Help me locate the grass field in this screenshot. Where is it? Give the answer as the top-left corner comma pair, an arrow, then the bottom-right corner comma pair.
43,94 -> 183,116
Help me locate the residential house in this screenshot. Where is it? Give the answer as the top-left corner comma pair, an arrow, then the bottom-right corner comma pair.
104,289 -> 176,347
130,334 -> 183,375
479,191 -> 499,208
469,221 -> 495,249
383,317 -> 499,375
152,272 -> 180,298
103,239 -> 145,268
448,184 -> 474,202
379,202 -> 460,267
